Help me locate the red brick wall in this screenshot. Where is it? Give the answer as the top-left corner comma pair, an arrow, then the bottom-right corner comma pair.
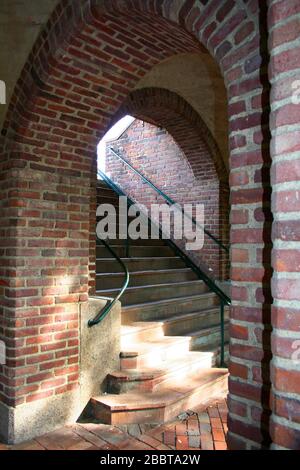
0,0 -> 204,409
268,0 -> 300,450
106,117 -> 229,280
0,0 -> 277,450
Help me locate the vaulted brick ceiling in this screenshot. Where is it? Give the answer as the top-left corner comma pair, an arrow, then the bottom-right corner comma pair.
1,1 -> 229,179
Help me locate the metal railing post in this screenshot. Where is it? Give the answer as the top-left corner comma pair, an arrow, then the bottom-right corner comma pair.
125,227 -> 130,258
220,300 -> 226,368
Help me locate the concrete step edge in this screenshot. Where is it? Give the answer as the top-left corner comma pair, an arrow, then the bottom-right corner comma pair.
91,369 -> 228,412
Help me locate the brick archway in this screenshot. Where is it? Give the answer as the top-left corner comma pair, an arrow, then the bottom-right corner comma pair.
106,86 -> 230,280
0,0 -> 273,448
118,87 -> 228,183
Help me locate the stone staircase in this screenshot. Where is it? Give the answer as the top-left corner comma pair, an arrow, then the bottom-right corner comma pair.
90,180 -> 229,425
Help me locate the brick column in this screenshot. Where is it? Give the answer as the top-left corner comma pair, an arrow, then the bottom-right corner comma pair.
219,1 -> 273,448
0,148 -> 91,442
268,0 -> 300,450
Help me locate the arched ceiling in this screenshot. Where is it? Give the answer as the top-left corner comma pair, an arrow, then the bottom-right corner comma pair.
135,53 -> 228,168
118,87 -> 227,182
0,2 -> 228,168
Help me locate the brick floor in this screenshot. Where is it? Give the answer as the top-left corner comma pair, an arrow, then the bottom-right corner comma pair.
0,398 -> 228,451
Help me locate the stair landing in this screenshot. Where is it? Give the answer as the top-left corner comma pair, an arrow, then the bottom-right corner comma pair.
91,368 -> 228,425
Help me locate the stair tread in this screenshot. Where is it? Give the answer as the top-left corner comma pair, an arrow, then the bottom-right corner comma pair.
186,321 -> 230,337
121,291 -> 216,311
121,306 -> 224,334
110,351 -> 216,380
97,244 -> 165,248
92,368 -> 228,410
122,322 -> 164,335
96,279 -> 205,295
122,335 -> 190,354
96,268 -> 192,277
96,256 -> 182,261
155,306 -> 222,324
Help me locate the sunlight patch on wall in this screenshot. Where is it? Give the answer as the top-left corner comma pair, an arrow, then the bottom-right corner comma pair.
97,115 -> 135,177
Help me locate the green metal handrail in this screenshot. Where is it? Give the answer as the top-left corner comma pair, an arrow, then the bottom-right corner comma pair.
97,169 -> 230,366
109,147 -> 229,253
88,238 -> 129,327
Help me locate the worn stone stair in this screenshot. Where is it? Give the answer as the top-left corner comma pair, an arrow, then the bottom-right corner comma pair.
91,368 -> 228,425
90,180 -> 229,425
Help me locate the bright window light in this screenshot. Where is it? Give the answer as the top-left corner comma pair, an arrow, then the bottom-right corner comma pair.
97,115 -> 135,178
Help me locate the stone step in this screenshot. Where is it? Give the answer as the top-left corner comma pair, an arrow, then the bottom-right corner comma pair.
202,343 -> 230,367
120,307 -> 228,344
96,280 -> 209,305
91,368 -> 228,425
121,318 -> 229,368
120,335 -> 192,368
96,256 -> 186,273
120,324 -> 229,370
161,306 -> 230,337
121,307 -> 229,349
188,322 -> 230,351
96,268 -> 197,290
122,323 -> 226,368
107,352 -> 216,394
121,322 -> 165,343
121,292 -> 219,322
96,244 -> 174,258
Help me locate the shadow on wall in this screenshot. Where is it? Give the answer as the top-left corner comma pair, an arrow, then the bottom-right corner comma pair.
258,2 -> 273,449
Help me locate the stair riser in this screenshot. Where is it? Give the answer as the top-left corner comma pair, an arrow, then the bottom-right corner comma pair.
122,294 -> 218,322
92,374 -> 228,425
96,270 -> 197,290
95,227 -> 154,238
100,282 -> 209,306
96,184 -> 122,195
108,357 -> 215,394
96,246 -> 173,258
96,238 -> 164,246
163,310 -> 230,337
164,375 -> 228,423
97,198 -> 120,207
96,197 -> 120,206
121,326 -> 164,345
189,326 -> 230,351
214,347 -> 230,367
93,403 -> 165,425
120,309 -> 229,344
121,341 -> 191,370
96,219 -> 143,229
107,376 -> 156,394
96,257 -> 185,273
134,346 -> 190,369
97,192 -> 119,199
